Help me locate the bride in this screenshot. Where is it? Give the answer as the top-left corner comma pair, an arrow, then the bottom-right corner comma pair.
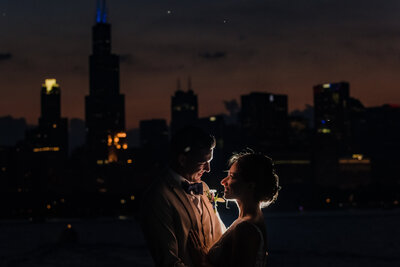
189,151 -> 280,267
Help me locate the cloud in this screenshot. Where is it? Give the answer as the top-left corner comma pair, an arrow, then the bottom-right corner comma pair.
0,53 -> 12,61
198,51 -> 227,60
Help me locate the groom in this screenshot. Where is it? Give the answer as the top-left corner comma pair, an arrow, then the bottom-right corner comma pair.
141,127 -> 225,267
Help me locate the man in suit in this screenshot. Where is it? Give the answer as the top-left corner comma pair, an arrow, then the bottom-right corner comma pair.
141,127 -> 226,267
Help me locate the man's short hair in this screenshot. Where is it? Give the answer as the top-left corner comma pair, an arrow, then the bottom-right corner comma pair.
170,126 -> 216,158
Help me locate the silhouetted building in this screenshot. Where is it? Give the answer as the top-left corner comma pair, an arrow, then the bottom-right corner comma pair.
140,119 -> 169,163
170,78 -> 198,135
313,82 -> 350,142
240,92 -> 288,148
313,82 -> 351,187
34,79 -> 68,156
364,104 -> 400,186
85,1 -> 126,164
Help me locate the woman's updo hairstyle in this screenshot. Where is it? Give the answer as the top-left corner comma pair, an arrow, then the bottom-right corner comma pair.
229,150 -> 280,208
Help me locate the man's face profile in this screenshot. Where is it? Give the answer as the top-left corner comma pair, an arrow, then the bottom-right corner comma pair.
180,148 -> 213,183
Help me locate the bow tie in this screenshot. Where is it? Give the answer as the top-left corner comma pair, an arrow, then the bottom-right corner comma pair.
182,181 -> 203,195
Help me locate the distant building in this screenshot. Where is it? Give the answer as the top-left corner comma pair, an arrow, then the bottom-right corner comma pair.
140,119 -> 169,163
85,1 -> 126,164
240,92 -> 288,147
313,82 -> 351,187
170,78 -> 198,135
139,119 -> 169,149
34,79 -> 68,156
313,82 -> 350,142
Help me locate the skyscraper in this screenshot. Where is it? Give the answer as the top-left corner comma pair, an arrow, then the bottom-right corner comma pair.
35,79 -> 68,155
313,82 -> 350,141
170,78 -> 198,134
85,0 -> 126,163
313,82 -> 351,187
240,92 -> 288,147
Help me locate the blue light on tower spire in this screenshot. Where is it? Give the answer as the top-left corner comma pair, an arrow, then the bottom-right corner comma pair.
96,0 -> 108,23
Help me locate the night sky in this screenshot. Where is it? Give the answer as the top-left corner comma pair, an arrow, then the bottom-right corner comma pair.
2,0 -> 400,129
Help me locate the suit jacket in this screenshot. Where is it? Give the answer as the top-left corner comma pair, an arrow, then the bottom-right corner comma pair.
141,170 -> 226,267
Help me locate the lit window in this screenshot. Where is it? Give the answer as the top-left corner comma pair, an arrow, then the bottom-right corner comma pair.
209,116 -> 216,122
117,132 -> 127,138
127,159 -> 133,164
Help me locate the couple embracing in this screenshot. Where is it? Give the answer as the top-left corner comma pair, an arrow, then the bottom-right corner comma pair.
141,127 -> 280,267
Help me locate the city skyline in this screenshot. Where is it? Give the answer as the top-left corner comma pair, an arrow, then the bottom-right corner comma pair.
2,0 -> 400,129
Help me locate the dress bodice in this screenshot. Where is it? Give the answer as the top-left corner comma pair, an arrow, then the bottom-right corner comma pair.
207,219 -> 267,267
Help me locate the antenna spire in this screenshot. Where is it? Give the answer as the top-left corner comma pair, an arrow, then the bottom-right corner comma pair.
96,0 -> 108,23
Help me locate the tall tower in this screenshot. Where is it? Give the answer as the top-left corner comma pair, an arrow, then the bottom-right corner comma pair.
85,0 -> 126,163
35,79 -> 68,155
240,92 -> 288,147
170,78 -> 198,135
313,82 -> 350,141
313,82 -> 351,186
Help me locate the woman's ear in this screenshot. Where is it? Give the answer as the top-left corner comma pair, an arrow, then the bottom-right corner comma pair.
248,182 -> 256,191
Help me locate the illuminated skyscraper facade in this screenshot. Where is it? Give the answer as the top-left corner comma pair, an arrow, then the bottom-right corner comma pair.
170,79 -> 198,134
85,1 -> 126,163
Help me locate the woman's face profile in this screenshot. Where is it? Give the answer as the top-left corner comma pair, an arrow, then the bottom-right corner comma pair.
221,162 -> 243,200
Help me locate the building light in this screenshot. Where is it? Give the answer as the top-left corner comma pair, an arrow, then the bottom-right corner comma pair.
60,198 -> 65,203
107,136 -> 113,146
67,224 -> 72,229
117,132 -> 127,138
120,199 -> 126,204
97,160 -> 104,165
114,137 -> 119,143
269,94 -> 274,102
127,159 -> 133,164
122,144 -> 128,149
117,144 -> 121,149
338,158 -> 371,164
99,188 -> 107,193
352,154 -> 363,160
317,128 -> 331,134
209,116 -> 216,122
325,198 -> 331,204
323,83 -> 331,89
130,195 -> 135,200
43,79 -> 59,94
46,204 -> 51,210
33,147 -> 60,152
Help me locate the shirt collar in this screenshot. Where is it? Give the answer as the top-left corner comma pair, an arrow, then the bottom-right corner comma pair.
169,168 -> 189,184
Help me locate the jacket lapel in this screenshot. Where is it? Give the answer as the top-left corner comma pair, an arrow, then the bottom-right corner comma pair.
166,174 -> 201,233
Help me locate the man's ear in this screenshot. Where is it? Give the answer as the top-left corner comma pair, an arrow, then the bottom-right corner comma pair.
178,154 -> 186,167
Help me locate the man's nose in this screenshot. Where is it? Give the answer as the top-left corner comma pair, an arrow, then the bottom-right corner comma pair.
221,177 -> 227,185
204,162 -> 211,173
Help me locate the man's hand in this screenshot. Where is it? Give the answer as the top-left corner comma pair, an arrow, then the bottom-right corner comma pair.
188,230 -> 211,267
